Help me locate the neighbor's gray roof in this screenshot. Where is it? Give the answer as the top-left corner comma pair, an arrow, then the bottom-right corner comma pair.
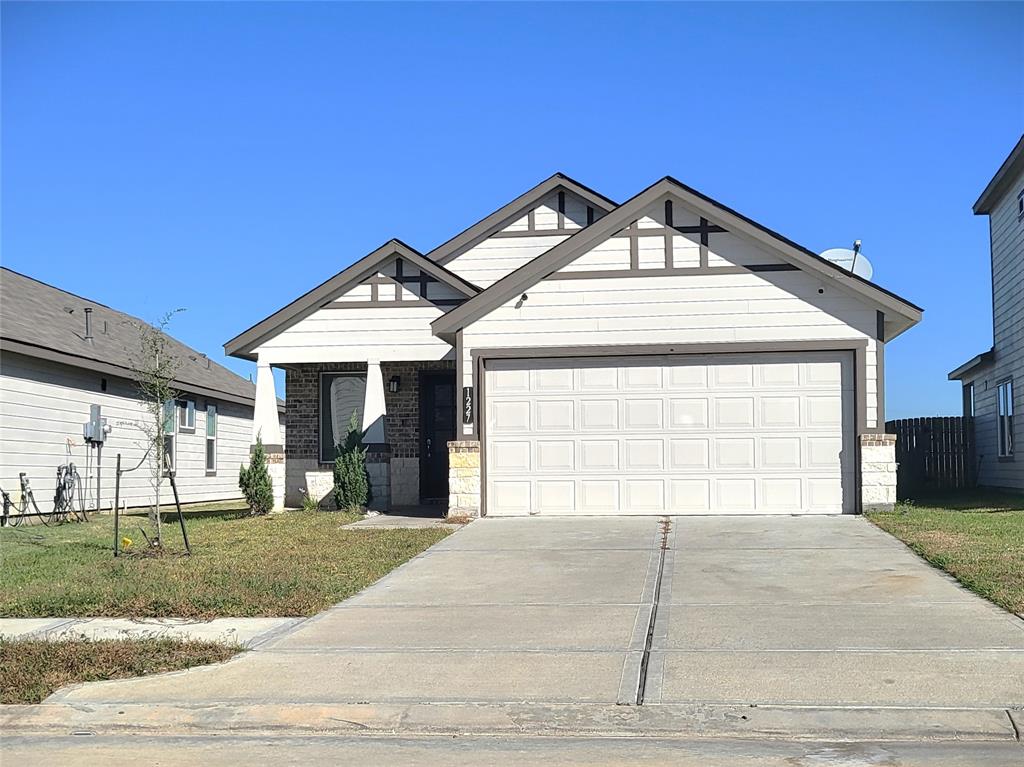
0,267 -> 271,409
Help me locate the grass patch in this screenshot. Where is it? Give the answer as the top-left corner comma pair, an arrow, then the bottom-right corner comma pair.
0,506 -> 451,618
0,637 -> 240,704
867,490 -> 1024,614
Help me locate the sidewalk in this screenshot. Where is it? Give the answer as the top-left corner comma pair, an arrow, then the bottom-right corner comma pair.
0,617 -> 302,646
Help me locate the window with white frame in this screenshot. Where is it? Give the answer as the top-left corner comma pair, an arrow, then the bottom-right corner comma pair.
205,404 -> 217,474
178,399 -> 196,432
162,400 -> 176,475
997,379 -> 1014,458
964,382 -> 975,418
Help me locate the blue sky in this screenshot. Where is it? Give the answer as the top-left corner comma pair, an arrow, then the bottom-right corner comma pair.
3,1 -> 1021,417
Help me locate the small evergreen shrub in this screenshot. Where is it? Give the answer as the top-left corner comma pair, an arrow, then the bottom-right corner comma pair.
333,411 -> 371,512
239,436 -> 275,516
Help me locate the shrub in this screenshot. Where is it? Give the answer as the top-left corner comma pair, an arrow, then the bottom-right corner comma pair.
239,436 -> 274,516
333,411 -> 371,512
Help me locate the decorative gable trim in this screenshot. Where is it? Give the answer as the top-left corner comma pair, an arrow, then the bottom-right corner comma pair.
225,240 -> 479,361
427,173 -> 617,265
432,177 -> 922,341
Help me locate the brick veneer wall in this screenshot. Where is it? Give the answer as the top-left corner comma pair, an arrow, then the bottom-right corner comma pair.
285,362 -> 365,462
285,360 -> 455,463
381,361 -> 456,460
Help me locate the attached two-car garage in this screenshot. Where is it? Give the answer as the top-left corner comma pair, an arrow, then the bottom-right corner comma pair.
484,352 -> 856,516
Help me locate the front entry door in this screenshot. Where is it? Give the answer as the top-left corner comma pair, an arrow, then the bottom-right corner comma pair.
419,372 -> 456,502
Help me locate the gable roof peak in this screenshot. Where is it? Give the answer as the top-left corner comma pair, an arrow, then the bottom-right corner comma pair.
427,173 -> 618,265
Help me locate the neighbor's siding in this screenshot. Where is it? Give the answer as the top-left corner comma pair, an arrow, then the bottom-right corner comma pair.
965,163 -> 1024,490
459,198 -> 880,436
0,352 -> 254,512
444,191 -> 597,288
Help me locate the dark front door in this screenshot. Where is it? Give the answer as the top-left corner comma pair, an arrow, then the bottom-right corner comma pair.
419,372 -> 456,501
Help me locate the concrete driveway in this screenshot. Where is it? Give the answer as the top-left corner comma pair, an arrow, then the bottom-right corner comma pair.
50,515 -> 1024,712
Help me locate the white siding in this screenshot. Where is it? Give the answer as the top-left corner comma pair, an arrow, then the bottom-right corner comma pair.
0,352 -> 255,513
255,304 -> 455,364
460,202 -> 881,436
444,191 -> 597,288
966,164 -> 1024,490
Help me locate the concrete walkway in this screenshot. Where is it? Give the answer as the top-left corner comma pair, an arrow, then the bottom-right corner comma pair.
5,515 -> 1024,752
0,616 -> 301,645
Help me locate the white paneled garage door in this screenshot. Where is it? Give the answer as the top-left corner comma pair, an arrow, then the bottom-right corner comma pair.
484,352 -> 855,516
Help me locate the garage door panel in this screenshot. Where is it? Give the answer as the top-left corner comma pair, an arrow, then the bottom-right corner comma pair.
760,397 -> 801,428
759,362 -> 800,387
669,479 -> 711,512
580,480 -> 619,513
578,367 -> 617,390
536,480 -> 575,513
761,478 -> 803,510
669,398 -> 709,429
491,441 -> 531,473
715,397 -> 755,428
535,400 -> 574,431
716,478 -> 757,511
712,363 -> 754,388
715,438 -> 756,469
669,438 -> 710,470
624,479 -> 665,512
580,399 -> 618,430
761,437 -> 801,468
486,352 -> 854,516
667,365 -> 707,389
579,440 -> 619,471
491,400 -> 531,431
623,399 -> 663,429
536,440 -> 574,472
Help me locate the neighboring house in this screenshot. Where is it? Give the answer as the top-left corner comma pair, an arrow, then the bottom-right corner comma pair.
0,267 -> 283,514
226,174 -> 922,517
949,135 -> 1024,491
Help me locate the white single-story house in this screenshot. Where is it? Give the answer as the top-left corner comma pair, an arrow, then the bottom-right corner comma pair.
0,267 -> 284,516
226,174 -> 922,517
949,135 -> 1024,491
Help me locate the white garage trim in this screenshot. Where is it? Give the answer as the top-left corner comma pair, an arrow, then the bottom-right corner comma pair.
474,340 -> 870,517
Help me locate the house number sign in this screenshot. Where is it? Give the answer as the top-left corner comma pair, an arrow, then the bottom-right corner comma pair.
462,386 -> 474,425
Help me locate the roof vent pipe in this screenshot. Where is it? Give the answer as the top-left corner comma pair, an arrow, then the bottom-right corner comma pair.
84,307 -> 94,342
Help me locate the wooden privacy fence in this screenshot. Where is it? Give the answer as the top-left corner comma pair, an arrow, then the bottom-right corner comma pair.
884,417 -> 975,496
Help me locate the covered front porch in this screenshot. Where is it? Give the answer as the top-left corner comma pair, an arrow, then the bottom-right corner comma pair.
253,359 -> 459,514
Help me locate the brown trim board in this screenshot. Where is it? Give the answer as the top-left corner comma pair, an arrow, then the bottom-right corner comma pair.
432,178 -> 922,340
428,173 -> 617,266
225,239 -> 480,361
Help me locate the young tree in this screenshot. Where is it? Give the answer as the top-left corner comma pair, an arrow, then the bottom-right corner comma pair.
127,310 -> 184,547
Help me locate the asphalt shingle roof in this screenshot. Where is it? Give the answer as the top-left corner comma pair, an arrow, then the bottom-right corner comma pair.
0,267 -> 261,406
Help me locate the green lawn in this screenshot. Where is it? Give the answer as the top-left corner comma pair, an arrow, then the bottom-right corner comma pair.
0,506 -> 451,618
0,637 -> 240,704
867,490 -> 1024,615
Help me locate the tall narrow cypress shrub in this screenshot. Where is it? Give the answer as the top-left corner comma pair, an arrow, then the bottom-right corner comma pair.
239,435 -> 274,516
333,411 -> 371,512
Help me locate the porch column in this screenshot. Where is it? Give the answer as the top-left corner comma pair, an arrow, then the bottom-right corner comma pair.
252,359 -> 285,510
362,360 -> 390,511
362,360 -> 387,443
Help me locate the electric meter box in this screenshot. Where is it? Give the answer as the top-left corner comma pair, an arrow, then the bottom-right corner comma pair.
83,404 -> 109,443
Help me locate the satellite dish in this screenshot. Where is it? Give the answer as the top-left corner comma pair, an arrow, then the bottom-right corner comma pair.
819,246 -> 873,280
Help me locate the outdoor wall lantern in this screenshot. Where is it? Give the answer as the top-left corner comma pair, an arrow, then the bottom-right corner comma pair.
388,376 -> 401,393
